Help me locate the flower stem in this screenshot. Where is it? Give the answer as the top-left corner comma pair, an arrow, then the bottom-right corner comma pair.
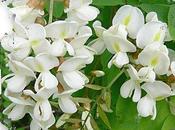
106,68 -> 125,89
48,0 -> 54,23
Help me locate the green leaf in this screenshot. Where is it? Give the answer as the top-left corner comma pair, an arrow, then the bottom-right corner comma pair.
140,0 -> 169,4
92,0 -> 123,6
161,115 -> 175,130
168,4 -> 175,40
97,105 -> 111,129
139,4 -> 170,22
45,1 -> 64,18
90,116 -> 100,130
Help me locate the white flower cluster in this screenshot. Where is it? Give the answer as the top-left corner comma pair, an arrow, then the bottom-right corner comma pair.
1,0 -> 175,129
91,5 -> 175,120
0,0 -> 99,129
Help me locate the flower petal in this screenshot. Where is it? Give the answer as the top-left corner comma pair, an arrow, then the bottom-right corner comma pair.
58,56 -> 86,72
142,81 -> 172,100
136,21 -> 166,49
120,80 -> 135,99
112,5 -> 144,39
41,71 -> 58,90
7,75 -> 32,93
137,95 -> 156,119
26,23 -> 46,40
59,96 -> 77,114
62,71 -> 85,89
45,21 -> 78,39
34,100 -> 52,121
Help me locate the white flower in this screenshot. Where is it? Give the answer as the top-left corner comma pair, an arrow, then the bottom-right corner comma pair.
0,2 -> 13,39
55,89 -> 78,114
24,53 -> 59,91
30,113 -> 55,130
65,0 -> 99,24
112,5 -> 144,39
136,21 -> 167,49
10,3 -> 44,26
70,26 -> 95,64
120,65 -> 155,102
5,58 -> 35,93
23,88 -> 54,122
137,81 -> 172,120
57,56 -> 89,89
1,35 -> 31,61
138,45 -> 170,75
45,21 -> 79,56
25,23 -> 51,55
103,25 -> 136,68
90,21 -> 106,55
146,12 -> 158,23
3,89 -> 34,121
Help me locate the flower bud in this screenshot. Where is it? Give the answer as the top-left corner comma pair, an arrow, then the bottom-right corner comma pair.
91,70 -> 105,77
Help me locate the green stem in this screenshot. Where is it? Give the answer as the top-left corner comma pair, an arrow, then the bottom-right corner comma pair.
48,0 -> 54,24
106,68 -> 124,89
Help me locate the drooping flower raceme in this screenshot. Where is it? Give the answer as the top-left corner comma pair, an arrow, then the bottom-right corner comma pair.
1,1 -> 175,129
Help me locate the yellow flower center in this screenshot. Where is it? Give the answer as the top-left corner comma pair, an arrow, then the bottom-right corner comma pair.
112,42 -> 121,53
150,56 -> 159,67
123,15 -> 131,26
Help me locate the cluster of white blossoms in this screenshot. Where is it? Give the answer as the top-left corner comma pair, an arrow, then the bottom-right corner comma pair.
91,5 -> 175,120
1,0 -> 175,129
0,0 -> 99,129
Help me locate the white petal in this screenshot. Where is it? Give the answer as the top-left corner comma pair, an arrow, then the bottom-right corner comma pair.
112,5 -> 144,39
138,48 -> 170,75
113,52 -> 129,68
75,47 -> 94,64
171,61 -> 175,76
0,3 -> 13,39
59,96 -> 77,113
138,67 -> 155,82
30,120 -> 41,130
65,42 -> 75,56
127,64 -> 139,80
31,39 -> 51,55
0,122 -> 8,130
120,80 -> 135,99
34,100 -> 52,121
45,21 -> 78,39
62,71 -> 85,89
35,53 -> 59,71
142,81 -> 172,100
7,104 -> 27,121
137,95 -> 156,119
146,12 -> 158,23
49,40 -> 66,56
26,24 -> 46,40
5,90 -> 34,105
8,60 -> 35,77
41,71 -> 58,89
93,20 -> 106,37
76,6 -> 99,21
7,75 -> 32,93
136,21 -> 166,49
103,33 -> 136,54
132,84 -> 141,102
89,38 -> 106,55
58,56 -> 86,72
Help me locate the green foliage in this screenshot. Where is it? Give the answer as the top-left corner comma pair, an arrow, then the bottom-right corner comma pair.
168,4 -> 175,40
